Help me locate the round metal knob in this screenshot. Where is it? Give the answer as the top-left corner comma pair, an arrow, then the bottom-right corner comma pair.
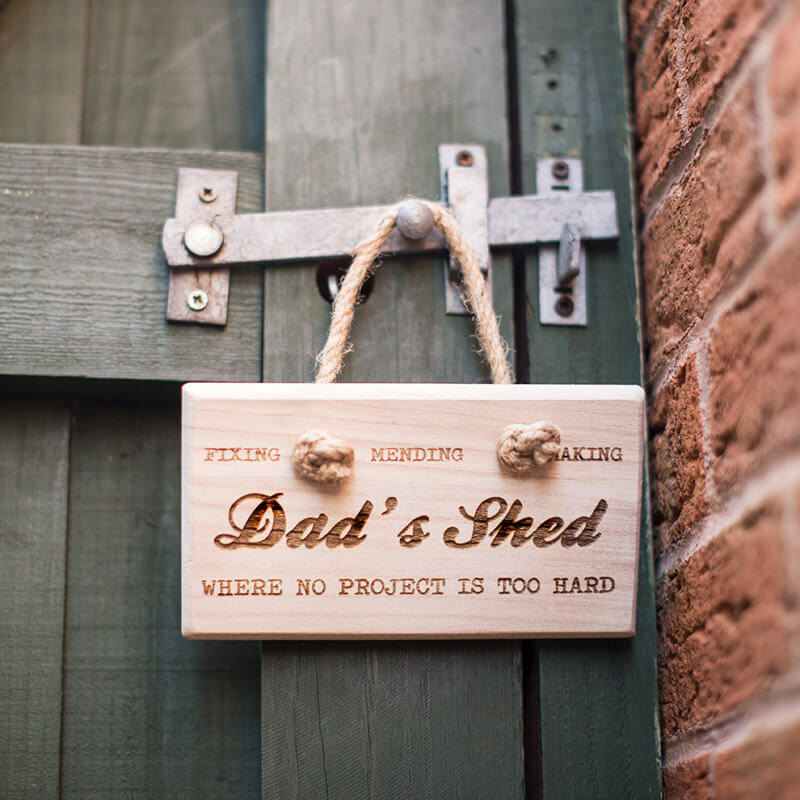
395,201 -> 435,241
183,219 -> 224,258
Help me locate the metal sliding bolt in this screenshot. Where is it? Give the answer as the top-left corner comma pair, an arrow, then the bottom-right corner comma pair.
556,223 -> 581,285
396,200 -> 435,240
186,289 -> 209,312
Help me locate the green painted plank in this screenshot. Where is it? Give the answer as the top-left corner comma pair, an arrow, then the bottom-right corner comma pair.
515,0 -> 662,796
0,2 -> 266,796
0,0 -> 87,144
261,0 -> 514,385
0,144 -> 264,382
82,0 -> 264,150
261,1 -> 524,797
60,393 -> 261,799
0,397 -> 70,799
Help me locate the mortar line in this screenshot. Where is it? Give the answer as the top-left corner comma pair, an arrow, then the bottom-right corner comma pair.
648,199 -> 800,396
755,48 -> 780,235
691,336 -> 718,508
640,1 -> 791,231
673,11 -> 689,139
663,672 -> 800,768
656,453 -> 800,579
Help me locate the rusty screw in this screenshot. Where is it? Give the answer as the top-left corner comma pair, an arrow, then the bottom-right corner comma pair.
555,295 -> 574,317
199,185 -> 217,203
186,289 -> 209,312
456,150 -> 474,167
551,160 -> 570,180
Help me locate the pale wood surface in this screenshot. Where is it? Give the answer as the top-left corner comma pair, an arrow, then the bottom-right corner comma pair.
0,145 -> 264,381
260,1 -> 525,796
184,383 -> 644,638
0,399 -> 70,800
515,0 -> 662,795
61,395 -> 260,798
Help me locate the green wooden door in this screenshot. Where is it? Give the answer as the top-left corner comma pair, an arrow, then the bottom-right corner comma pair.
0,2 -> 661,798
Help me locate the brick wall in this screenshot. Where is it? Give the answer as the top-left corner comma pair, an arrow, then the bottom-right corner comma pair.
630,0 -> 800,796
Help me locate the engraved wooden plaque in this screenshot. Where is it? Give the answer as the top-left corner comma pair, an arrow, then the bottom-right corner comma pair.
182,383 -> 644,639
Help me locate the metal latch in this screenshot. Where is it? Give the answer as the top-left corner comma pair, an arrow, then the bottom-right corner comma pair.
162,146 -> 618,325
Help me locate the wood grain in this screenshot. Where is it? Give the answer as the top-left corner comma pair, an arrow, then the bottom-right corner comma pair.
514,0 -> 662,795
60,395 -> 261,799
261,1 -> 524,796
0,398 -> 70,799
0,144 -> 264,381
82,0 -> 264,151
262,0 -> 513,384
184,383 -> 644,638
0,0 -> 87,144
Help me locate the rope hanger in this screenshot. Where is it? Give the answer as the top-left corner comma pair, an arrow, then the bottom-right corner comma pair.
292,199 -> 561,483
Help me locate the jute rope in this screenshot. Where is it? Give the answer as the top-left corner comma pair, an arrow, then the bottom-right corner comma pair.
292,199 -> 561,484
316,201 -> 511,385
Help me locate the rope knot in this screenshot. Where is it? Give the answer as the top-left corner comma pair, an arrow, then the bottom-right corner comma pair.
293,430 -> 354,484
497,422 -> 561,472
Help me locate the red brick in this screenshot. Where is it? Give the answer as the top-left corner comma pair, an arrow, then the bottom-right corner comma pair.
630,0 -> 668,56
642,78 -> 765,373
635,6 -> 685,203
715,717 -> 800,799
681,0 -> 781,131
769,2 -> 800,218
663,753 -> 713,800
659,498 -> 791,737
650,355 -> 708,552
709,231 -> 800,495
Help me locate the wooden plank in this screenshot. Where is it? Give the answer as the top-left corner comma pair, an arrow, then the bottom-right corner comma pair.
0,144 -> 264,381
50,6 -> 266,796
0,0 -> 87,144
261,0 -> 513,384
82,0 -> 264,151
183,383 -> 644,639
261,1 -> 523,796
0,398 -> 70,799
515,0 -> 662,795
60,393 -> 261,799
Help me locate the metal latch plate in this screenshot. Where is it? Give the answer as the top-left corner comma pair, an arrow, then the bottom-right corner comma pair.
438,145 -> 490,315
537,158 -> 587,327
166,168 -> 237,326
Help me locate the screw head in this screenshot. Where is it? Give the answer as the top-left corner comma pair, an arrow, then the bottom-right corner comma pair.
555,295 -> 574,317
551,160 -> 570,180
199,185 -> 217,203
183,219 -> 224,257
396,200 -> 435,240
186,289 -> 209,312
456,150 -> 474,167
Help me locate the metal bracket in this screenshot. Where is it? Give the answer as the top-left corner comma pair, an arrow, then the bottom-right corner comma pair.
166,168 -> 236,325
537,158 -> 587,326
439,145 -> 490,314
162,147 -> 618,324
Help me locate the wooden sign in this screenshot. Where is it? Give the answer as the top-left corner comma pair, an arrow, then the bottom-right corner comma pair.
182,383 -> 644,639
